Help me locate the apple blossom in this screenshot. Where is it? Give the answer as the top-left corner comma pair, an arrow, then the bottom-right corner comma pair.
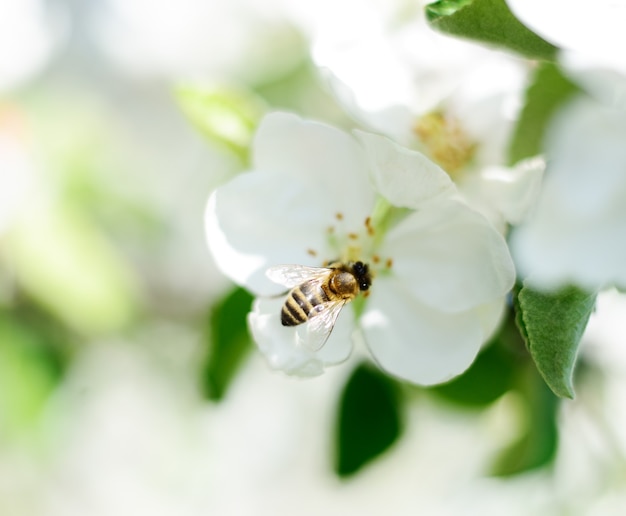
511,94 -> 626,291
205,112 -> 515,385
507,0 -> 626,291
311,4 -> 542,233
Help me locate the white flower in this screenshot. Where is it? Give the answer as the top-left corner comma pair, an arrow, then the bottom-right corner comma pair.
310,2 -> 505,142
507,0 -> 626,291
311,5 -> 542,233
205,112 -> 515,385
511,94 -> 626,291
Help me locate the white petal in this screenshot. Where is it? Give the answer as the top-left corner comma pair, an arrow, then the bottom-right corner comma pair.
476,298 -> 508,344
560,51 -> 626,109
314,31 -> 417,114
321,68 -> 416,146
480,157 -> 545,225
511,95 -> 626,290
253,112 -> 375,228
248,296 -> 354,377
355,130 -> 455,209
506,0 -> 626,69
384,199 -> 515,312
361,276 -> 485,386
205,171 -> 331,296
312,6 -> 498,123
447,56 -> 526,167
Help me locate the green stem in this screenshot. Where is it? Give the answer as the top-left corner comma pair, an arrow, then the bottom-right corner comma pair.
369,197 -> 411,249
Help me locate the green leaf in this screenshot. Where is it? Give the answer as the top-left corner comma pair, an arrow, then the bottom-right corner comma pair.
9,205 -> 138,336
515,283 -> 597,399
426,0 -> 558,61
491,366 -> 559,476
425,0 -> 474,16
508,63 -> 579,165
175,84 -> 266,163
334,364 -> 403,477
202,287 -> 254,402
0,313 -> 65,439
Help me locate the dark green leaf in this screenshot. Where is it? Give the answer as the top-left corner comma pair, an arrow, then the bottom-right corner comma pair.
334,364 -> 403,477
0,313 -> 65,438
202,287 -> 254,401
491,366 -> 559,476
426,0 -> 557,61
515,283 -> 597,399
508,63 -> 579,165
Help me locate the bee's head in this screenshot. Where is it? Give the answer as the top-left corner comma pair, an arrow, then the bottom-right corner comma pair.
353,261 -> 371,291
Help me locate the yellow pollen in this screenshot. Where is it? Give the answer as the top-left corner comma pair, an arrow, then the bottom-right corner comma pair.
372,255 -> 381,264
386,258 -> 393,268
335,212 -> 344,221
307,248 -> 317,257
348,233 -> 359,240
413,111 -> 477,176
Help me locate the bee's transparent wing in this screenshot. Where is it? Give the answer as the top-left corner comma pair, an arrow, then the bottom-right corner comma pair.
296,300 -> 347,352
266,264 -> 330,289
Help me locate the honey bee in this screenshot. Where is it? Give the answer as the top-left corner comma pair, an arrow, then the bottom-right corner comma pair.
266,261 -> 372,351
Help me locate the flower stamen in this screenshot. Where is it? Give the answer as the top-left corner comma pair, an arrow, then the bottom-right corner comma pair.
323,200 -> 400,271
413,110 -> 476,176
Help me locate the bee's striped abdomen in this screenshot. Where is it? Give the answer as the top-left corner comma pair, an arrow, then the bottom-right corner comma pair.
281,282 -> 330,326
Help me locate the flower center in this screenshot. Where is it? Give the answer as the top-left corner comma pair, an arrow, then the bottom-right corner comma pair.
322,212 -> 373,267
312,198 -> 401,278
413,110 -> 476,177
